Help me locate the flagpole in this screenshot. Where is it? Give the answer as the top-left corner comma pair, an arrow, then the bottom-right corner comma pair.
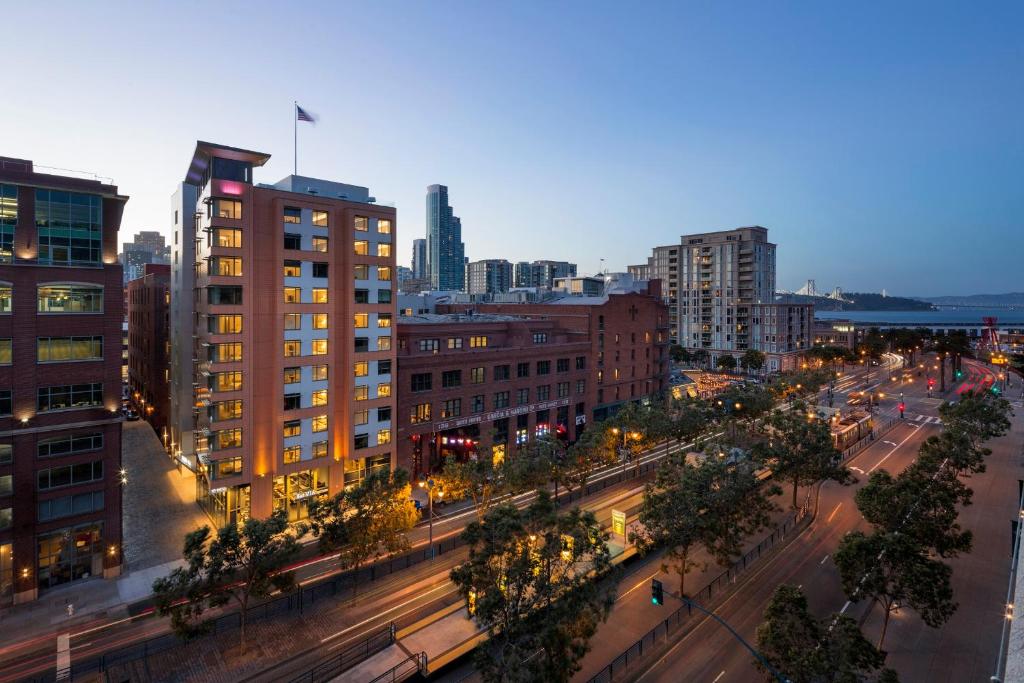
293,100 -> 297,175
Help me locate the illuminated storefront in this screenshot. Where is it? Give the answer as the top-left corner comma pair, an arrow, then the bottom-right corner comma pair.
37,523 -> 103,591
272,467 -> 329,523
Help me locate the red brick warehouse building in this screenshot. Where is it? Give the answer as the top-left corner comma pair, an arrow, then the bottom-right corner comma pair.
127,263 -> 170,442
396,283 -> 670,477
0,157 -> 127,605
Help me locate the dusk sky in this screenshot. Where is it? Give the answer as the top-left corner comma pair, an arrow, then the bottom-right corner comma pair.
3,1 -> 1021,296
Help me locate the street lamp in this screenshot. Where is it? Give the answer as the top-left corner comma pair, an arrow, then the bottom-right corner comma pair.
418,477 -> 443,560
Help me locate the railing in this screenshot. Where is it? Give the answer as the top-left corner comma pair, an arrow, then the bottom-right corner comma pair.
585,511 -> 809,683
288,623 -> 395,683
838,416 -> 898,462
367,652 -> 426,683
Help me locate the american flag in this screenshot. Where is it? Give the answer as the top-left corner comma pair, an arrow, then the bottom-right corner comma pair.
296,104 -> 317,123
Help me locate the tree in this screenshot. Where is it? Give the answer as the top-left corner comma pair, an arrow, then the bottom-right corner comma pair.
692,348 -> 709,369
855,462 -> 972,558
939,390 -> 1012,445
450,493 -> 616,683
717,354 -> 738,373
632,454 -> 778,596
756,584 -> 895,683
741,349 -> 767,375
563,424 -> 618,491
834,531 -> 956,650
307,468 -> 418,599
663,395 -> 713,449
438,455 -> 510,524
152,511 -> 300,653
917,428 -> 989,477
858,328 -> 887,361
757,407 -> 852,509
669,344 -> 691,364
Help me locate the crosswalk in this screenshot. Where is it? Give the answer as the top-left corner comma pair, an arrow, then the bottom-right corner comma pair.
910,414 -> 942,426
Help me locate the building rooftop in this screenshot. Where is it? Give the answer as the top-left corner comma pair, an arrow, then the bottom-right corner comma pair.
400,312 -> 534,325
185,141 -> 270,185
264,175 -> 377,204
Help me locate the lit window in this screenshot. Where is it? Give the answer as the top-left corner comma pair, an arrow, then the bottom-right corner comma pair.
378,266 -> 392,281
377,383 -> 391,398
283,207 -> 301,224
311,389 -> 328,407
355,216 -> 368,231
311,339 -> 327,355
312,364 -> 328,381
312,210 -> 328,227
283,420 -> 301,438
377,243 -> 392,258
312,415 -> 328,432
377,429 -> 392,445
213,428 -> 242,450
283,260 -> 302,277
0,285 -> 11,314
448,337 -> 463,349
284,445 -> 301,464
213,198 -> 242,220
469,336 -> 488,348
354,409 -> 369,425
312,313 -> 327,329
378,314 -> 392,328
410,403 -> 431,424
36,336 -> 102,362
354,385 -> 368,401
284,341 -> 301,357
312,236 -> 328,252
378,219 -> 392,234
354,313 -> 368,328
0,338 -> 11,365
213,371 -> 242,392
283,367 -> 301,384
354,361 -> 368,377
312,288 -> 328,303
213,228 -> 242,248
213,257 -> 242,276
284,287 -> 301,303
377,336 -> 392,351
212,400 -> 242,421
312,441 -> 328,459
210,314 -> 243,334
354,240 -> 369,255
212,343 -> 242,363
284,313 -> 301,330
38,285 -> 103,313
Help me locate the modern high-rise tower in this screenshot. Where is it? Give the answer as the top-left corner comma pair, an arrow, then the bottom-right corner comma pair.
411,238 -> 426,279
425,185 -> 465,291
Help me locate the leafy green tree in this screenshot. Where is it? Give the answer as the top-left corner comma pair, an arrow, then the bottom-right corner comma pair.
858,328 -> 887,361
717,354 -> 738,372
563,423 -> 618,490
152,511 -> 300,653
855,462 -> 972,558
669,344 -> 691,364
662,395 -> 713,449
939,390 -> 1012,445
757,407 -> 852,509
632,454 -> 778,596
438,455 -> 510,524
917,428 -> 988,477
741,349 -> 767,375
834,531 -> 956,650
307,468 -> 418,598
756,584 -> 895,683
450,493 -> 616,683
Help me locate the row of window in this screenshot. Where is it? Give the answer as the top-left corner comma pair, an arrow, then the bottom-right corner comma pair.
0,284 -> 105,314
38,490 -> 104,522
410,381 -> 583,424
281,415 -> 329,437
206,285 -> 392,306
353,383 -> 391,401
284,364 -> 330,383
410,357 -> 584,391
37,460 -> 104,491
37,383 -> 104,412
283,389 -> 330,410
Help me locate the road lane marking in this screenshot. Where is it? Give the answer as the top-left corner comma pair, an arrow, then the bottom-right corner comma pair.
867,428 -> 920,474
850,466 -> 864,474
882,441 -> 897,446
820,554 -> 830,565
840,600 -> 851,614
827,503 -> 842,523
713,672 -> 726,682
320,581 -> 452,644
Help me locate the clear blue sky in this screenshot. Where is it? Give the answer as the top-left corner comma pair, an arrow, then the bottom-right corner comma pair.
3,1 -> 1021,296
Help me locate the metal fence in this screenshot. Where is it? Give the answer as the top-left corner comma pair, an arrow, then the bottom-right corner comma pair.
367,652 -> 426,683
585,511 -> 808,683
289,623 -> 395,683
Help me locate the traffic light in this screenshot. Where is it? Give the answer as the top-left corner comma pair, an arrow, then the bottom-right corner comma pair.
928,377 -> 935,388
652,579 -> 664,605
898,402 -> 905,417
992,385 -> 1001,395
956,369 -> 963,379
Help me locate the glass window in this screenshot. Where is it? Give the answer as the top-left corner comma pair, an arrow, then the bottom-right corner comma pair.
377,243 -> 392,258
311,339 -> 327,355
284,233 -> 302,250
0,390 -> 10,416
38,285 -> 103,313
470,367 -> 485,383
0,184 -> 16,264
35,189 -> 102,266
36,432 -> 102,458
411,373 -> 432,392
354,434 -> 369,450
284,287 -> 301,303
377,429 -> 391,445
312,288 -> 328,304
284,340 -> 301,357
354,385 -> 368,402
537,360 -> 551,375
354,409 -> 369,425
283,207 -> 301,223
378,360 -> 392,375
377,336 -> 391,351
213,227 -> 242,248
312,313 -> 328,329
419,339 -> 440,353
494,365 -> 511,381
37,337 -> 103,362
517,362 -> 529,378
354,361 -> 368,377
209,315 -> 242,334
533,333 -> 548,344
378,289 -> 392,304
283,420 -> 301,437
312,364 -> 328,381
213,198 -> 242,219
354,264 -> 369,279
442,399 -> 461,419
212,256 -> 242,276
312,236 -> 328,252
355,289 -> 369,304
283,393 -> 302,410
355,337 -> 369,352
313,262 -> 328,278
354,240 -> 369,255
213,457 -> 243,478
311,389 -> 328,407
378,406 -> 392,422
517,388 -> 529,405
354,313 -> 368,328
410,403 -> 431,424
442,370 -> 461,388
377,383 -> 391,398
212,400 -> 242,421
537,385 -> 550,400
0,285 -> 11,314
448,337 -> 463,349
0,339 -> 9,365
378,219 -> 392,234
284,445 -> 302,464
312,441 -> 328,459
472,395 -> 484,413
494,391 -> 510,408
469,336 -> 488,348
283,367 -> 301,384
283,260 -> 302,277
212,371 -> 242,392
355,216 -> 368,232
38,491 -> 104,522
284,313 -> 301,330
377,266 -> 392,281
37,383 -> 103,411
312,415 -> 328,432
208,286 -> 243,305
557,358 -> 570,373
312,210 -> 328,227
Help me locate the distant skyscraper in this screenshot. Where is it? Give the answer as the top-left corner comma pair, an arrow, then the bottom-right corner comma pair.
412,238 -> 427,279
466,259 -> 513,295
425,184 -> 465,291
514,261 -> 532,288
513,260 -> 577,289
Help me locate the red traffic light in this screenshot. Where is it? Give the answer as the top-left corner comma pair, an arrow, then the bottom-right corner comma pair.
927,378 -> 935,387
898,402 -> 906,412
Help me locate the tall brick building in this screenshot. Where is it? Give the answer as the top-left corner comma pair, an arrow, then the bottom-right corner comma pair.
397,284 -> 670,477
0,157 -> 126,604
127,263 -> 171,442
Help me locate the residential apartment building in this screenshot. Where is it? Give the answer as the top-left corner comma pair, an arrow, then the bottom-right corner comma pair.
0,157 -> 127,604
466,259 -> 513,296
514,260 -> 577,289
425,184 -> 465,291
171,141 -> 396,528
411,238 -> 426,279
630,227 -> 810,371
554,276 -> 603,297
127,263 -> 170,441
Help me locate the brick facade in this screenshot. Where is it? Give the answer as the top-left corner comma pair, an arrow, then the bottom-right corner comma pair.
128,263 -> 170,441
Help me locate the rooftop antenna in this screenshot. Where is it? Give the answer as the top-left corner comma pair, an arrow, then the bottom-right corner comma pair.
600,258 -> 605,275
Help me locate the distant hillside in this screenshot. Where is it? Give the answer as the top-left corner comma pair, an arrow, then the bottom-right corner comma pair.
779,292 -> 934,311
920,293 -> 1024,307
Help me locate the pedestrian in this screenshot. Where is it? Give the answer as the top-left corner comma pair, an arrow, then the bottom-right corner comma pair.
66,602 -> 74,618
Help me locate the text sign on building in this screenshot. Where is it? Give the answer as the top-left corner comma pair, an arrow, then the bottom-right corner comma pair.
435,398 -> 570,432
611,509 -> 626,537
